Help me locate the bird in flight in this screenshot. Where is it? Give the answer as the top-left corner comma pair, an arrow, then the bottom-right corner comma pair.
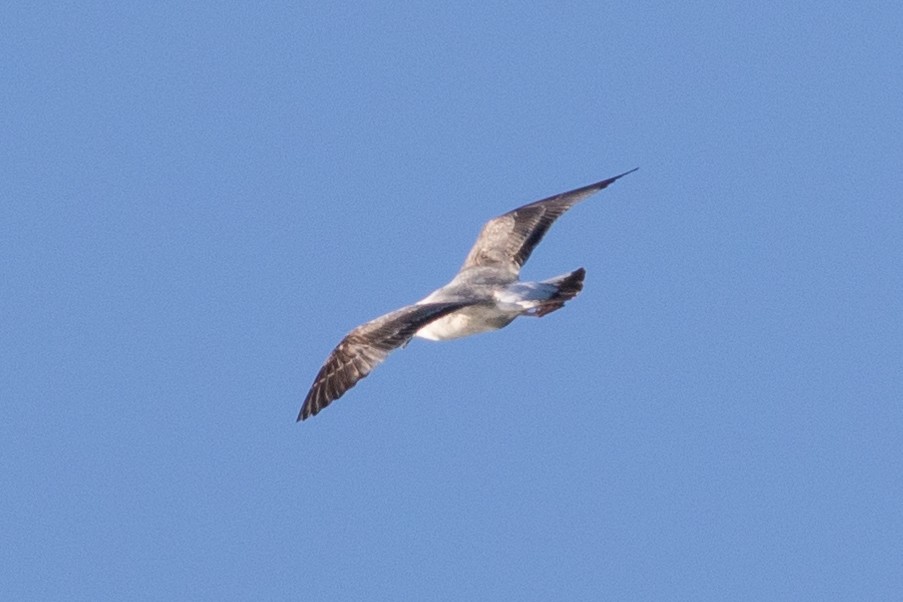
298,168 -> 637,421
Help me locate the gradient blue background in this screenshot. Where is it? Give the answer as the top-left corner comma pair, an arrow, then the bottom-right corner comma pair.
3,3 -> 901,600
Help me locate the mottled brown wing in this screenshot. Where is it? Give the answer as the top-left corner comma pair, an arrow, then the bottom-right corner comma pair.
298,302 -> 471,421
461,169 -> 637,275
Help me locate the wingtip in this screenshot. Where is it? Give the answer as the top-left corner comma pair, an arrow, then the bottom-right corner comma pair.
297,402 -> 312,422
611,167 -> 639,181
591,167 -> 638,192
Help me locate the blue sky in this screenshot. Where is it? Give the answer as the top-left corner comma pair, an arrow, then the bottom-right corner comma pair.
3,3 -> 901,600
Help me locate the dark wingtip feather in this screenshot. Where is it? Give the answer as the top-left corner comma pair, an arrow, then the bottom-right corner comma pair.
594,167 -> 638,190
298,395 -> 314,421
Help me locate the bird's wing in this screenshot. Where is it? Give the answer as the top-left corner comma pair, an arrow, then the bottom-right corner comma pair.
460,168 -> 637,275
299,302 -> 471,421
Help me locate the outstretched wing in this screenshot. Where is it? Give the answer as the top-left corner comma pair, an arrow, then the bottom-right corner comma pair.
460,168 -> 637,275
299,302 -> 470,421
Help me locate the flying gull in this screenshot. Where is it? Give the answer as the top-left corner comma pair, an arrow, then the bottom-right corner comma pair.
299,168 -> 637,421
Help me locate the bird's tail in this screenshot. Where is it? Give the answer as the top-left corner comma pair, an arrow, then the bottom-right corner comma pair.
532,267 -> 586,317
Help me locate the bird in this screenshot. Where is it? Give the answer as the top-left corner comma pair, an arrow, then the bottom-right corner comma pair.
298,168 -> 637,421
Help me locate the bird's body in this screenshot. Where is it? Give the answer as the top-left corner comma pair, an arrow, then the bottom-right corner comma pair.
414,267 -> 585,340
299,168 -> 636,421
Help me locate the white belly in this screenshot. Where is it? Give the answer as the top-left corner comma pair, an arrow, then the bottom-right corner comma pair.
415,306 -> 517,341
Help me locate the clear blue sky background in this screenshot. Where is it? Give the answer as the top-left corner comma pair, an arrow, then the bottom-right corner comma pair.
3,3 -> 901,600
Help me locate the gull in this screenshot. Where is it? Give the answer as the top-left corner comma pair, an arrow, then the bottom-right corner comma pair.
298,168 -> 637,421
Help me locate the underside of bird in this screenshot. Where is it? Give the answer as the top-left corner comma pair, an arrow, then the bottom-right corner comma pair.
414,266 -> 586,341
298,168 -> 636,421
